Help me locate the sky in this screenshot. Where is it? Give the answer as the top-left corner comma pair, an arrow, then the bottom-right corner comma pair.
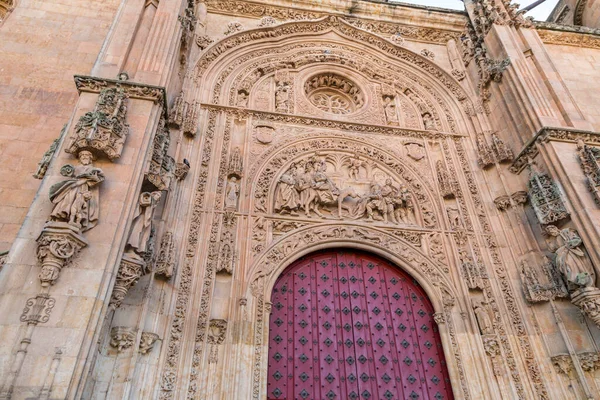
389,0 -> 561,20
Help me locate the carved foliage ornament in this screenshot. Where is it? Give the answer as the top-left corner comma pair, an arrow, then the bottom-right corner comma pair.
155,231 -> 176,279
146,118 -> 175,191
249,223 -> 455,310
110,326 -> 136,352
193,16 -> 468,105
576,140 -> 600,205
66,87 -> 129,161
304,73 -> 364,115
527,161 -> 570,225
205,0 -> 461,44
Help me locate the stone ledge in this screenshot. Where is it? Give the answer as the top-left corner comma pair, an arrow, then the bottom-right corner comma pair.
201,103 -> 466,140
73,75 -> 169,118
510,126 -> 600,174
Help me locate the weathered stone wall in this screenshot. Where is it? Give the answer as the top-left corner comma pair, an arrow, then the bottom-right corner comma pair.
2,0 -> 600,399
0,0 -> 121,252
545,43 -> 600,131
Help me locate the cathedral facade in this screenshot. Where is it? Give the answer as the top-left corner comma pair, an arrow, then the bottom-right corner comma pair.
1,0 -> 600,398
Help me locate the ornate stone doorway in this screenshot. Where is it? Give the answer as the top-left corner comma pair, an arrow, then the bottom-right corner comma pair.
267,249 -> 454,400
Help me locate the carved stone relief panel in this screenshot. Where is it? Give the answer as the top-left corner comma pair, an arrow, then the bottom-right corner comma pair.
272,153 -> 418,225
251,137 -> 438,231
293,68 -> 384,125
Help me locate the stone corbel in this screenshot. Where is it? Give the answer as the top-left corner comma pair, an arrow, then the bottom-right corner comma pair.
110,326 -> 136,352
175,161 -> 190,181
109,254 -> 145,310
571,287 -> 600,328
139,332 -> 160,355
36,223 -> 88,287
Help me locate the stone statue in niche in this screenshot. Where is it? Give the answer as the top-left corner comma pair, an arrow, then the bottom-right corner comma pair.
545,225 -> 595,291
274,71 -> 292,113
49,150 -> 105,232
126,191 -> 161,260
382,95 -> 399,126
225,177 -> 240,210
446,206 -> 462,230
275,81 -> 290,112
472,300 -> 494,335
236,90 -> 249,108
273,156 -> 416,224
422,113 -> 435,130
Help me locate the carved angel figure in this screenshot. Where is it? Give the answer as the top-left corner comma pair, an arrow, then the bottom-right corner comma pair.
127,191 -> 161,257
49,150 -> 104,232
546,225 -> 595,290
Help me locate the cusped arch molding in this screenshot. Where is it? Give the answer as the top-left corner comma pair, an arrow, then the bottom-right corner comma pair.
229,49 -> 453,131
195,16 -> 473,114
247,222 -> 457,314
250,134 -> 440,229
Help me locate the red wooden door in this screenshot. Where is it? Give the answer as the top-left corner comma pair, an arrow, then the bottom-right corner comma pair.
267,249 -> 453,400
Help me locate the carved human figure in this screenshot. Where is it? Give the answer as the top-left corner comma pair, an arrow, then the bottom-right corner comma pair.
381,178 -> 398,223
382,96 -> 399,125
348,157 -> 363,180
225,177 -> 240,210
236,90 -> 249,108
394,183 -> 414,224
274,163 -> 300,214
275,80 -> 290,112
312,161 -> 339,204
365,183 -> 385,221
295,161 -> 316,215
218,231 -> 234,274
472,300 -> 494,335
546,225 -> 595,290
49,150 -> 105,232
127,191 -> 161,257
447,206 -> 462,230
422,113 -> 435,130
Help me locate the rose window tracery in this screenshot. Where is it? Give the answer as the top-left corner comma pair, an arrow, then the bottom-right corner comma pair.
304,73 -> 364,115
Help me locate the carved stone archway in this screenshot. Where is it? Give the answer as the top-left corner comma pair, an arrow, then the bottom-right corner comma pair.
245,222 -> 471,400
266,249 -> 456,400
